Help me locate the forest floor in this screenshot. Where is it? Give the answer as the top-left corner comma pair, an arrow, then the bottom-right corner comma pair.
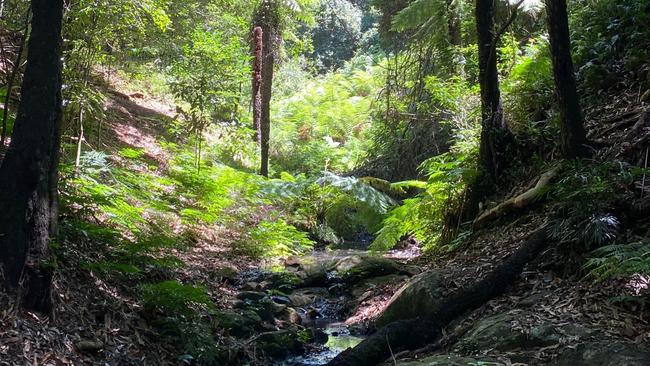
1,72 -> 650,366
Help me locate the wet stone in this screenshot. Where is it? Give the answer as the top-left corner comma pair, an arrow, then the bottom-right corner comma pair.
237,291 -> 267,302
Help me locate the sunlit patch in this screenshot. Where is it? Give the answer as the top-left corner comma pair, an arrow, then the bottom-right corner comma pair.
624,274 -> 650,296
385,244 -> 421,260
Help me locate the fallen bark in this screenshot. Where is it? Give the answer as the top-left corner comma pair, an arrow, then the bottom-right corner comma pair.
327,228 -> 549,366
473,167 -> 559,228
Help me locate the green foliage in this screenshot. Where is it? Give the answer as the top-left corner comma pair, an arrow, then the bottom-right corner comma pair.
141,280 -> 214,316
587,242 -> 650,281
371,123 -> 479,251
309,0 -> 364,71
271,66 -> 380,174
119,147 -> 145,160
242,219 -> 315,257
503,38 -> 555,133
391,0 -> 450,44
547,161 -> 641,249
262,172 -> 394,241
364,55 -> 476,180
570,0 -> 650,88
141,280 -> 221,364
169,29 -> 249,143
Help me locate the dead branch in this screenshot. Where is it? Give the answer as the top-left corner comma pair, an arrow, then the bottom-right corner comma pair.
473,167 -> 559,228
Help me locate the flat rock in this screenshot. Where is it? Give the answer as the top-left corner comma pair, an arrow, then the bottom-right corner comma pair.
237,291 -> 267,302
74,340 -> 104,353
335,255 -> 403,284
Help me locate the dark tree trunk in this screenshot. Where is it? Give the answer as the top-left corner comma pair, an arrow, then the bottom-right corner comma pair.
260,32 -> 273,178
252,26 -> 263,146
476,0 -> 512,184
544,0 -> 589,158
253,1 -> 278,178
0,0 -> 64,314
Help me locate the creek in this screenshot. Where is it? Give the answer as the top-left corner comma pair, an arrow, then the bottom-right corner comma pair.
235,242 -> 420,365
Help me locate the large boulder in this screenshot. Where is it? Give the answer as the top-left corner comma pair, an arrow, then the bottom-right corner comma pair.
552,341 -> 650,366
375,270 -> 443,328
289,287 -> 329,307
335,255 -> 404,284
294,254 -> 407,288
397,355 -> 504,366
456,312 -> 592,352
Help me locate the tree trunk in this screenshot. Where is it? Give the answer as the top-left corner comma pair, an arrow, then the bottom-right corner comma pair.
252,26 -> 263,146
260,26 -> 273,178
544,0 -> 589,159
253,1 -> 278,178
476,0 -> 509,182
0,0 -> 64,314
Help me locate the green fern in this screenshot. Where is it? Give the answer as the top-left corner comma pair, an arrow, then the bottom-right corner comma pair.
141,280 -> 214,317
586,242 -> 650,281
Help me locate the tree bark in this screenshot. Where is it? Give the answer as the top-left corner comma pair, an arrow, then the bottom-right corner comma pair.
252,26 -> 263,147
253,1 -> 278,178
476,0 -> 510,182
0,0 -> 64,314
544,0 -> 589,159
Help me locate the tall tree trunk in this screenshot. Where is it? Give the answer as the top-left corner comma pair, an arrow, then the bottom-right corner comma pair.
252,26 -> 263,146
253,0 -> 278,178
476,0 -> 509,182
0,0 -> 64,313
544,0 -> 589,158
260,39 -> 273,177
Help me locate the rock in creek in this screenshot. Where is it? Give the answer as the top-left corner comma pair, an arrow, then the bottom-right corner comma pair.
237,291 -> 267,302
296,254 -> 407,288
277,307 -> 302,325
253,330 -> 305,359
214,309 -> 263,338
375,270 -> 443,328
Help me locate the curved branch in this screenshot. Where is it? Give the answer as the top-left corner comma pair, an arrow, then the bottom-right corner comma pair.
473,167 -> 559,228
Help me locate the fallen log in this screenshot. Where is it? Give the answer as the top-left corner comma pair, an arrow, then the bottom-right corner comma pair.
327,228 -> 549,366
473,167 -> 559,228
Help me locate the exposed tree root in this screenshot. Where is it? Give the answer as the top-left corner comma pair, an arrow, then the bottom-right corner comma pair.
326,228 -> 549,366
472,168 -> 559,229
